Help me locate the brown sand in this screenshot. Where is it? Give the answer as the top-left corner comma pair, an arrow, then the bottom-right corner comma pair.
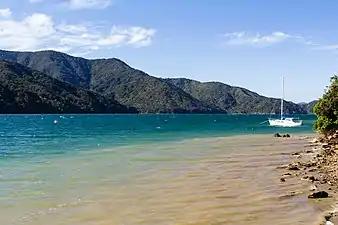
277,133 -> 338,225
3,133 -> 338,225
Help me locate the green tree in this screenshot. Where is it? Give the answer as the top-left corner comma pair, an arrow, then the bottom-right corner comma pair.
313,75 -> 338,135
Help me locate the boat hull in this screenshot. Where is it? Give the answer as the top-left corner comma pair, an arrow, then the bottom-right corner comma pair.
268,119 -> 302,127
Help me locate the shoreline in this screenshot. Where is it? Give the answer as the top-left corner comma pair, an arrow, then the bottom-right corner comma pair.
0,131 -> 331,224
275,132 -> 338,224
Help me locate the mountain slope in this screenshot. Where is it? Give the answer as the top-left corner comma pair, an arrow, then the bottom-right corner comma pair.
299,100 -> 318,114
0,49 -> 310,114
0,50 -> 91,88
0,50 -> 222,113
89,59 -> 219,113
165,78 -> 307,114
0,60 -> 136,114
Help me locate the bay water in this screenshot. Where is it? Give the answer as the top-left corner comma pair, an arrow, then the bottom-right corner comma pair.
0,114 -> 321,224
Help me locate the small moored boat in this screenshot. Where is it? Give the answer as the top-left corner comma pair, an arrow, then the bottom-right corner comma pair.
268,77 -> 302,127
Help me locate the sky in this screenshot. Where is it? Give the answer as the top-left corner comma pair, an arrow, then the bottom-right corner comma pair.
0,0 -> 337,102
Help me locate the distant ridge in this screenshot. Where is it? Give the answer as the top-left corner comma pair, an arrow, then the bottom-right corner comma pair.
298,100 -> 318,114
0,49 -> 315,114
164,78 -> 309,114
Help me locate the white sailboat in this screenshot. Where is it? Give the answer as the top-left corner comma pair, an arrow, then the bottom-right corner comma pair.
268,77 -> 303,127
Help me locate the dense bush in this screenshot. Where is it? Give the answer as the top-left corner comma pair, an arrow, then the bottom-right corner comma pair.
313,75 -> 338,135
0,60 -> 136,114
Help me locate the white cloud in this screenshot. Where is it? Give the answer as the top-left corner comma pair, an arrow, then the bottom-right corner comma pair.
223,31 -> 291,46
0,10 -> 156,53
222,31 -> 338,54
289,36 -> 338,52
0,8 -> 12,18
312,44 -> 338,51
29,0 -> 111,10
67,0 -> 111,9
0,13 -> 55,50
98,26 -> 157,48
221,31 -> 331,50
57,23 -> 88,33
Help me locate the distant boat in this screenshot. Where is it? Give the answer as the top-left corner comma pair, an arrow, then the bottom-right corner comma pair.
268,77 -> 302,127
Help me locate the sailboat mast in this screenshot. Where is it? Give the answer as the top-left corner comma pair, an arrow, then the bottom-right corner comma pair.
281,76 -> 284,119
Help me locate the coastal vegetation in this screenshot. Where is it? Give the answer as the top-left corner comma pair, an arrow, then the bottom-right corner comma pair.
313,75 -> 338,135
278,75 -> 338,224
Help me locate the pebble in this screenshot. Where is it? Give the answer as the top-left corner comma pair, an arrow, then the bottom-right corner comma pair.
288,164 -> 300,171
309,176 -> 317,182
308,191 -> 329,199
309,185 -> 317,191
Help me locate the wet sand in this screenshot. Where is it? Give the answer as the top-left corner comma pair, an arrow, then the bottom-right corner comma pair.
279,134 -> 338,225
2,133 -> 336,225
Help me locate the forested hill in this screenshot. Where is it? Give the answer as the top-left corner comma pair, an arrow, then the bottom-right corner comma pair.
0,60 -> 136,114
0,50 -> 219,113
165,78 -> 308,114
0,49 -> 314,114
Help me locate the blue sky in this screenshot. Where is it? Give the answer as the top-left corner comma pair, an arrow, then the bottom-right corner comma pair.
0,0 -> 337,102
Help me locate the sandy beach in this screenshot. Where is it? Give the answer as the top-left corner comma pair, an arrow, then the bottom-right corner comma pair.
2,132 -> 338,225
275,132 -> 338,225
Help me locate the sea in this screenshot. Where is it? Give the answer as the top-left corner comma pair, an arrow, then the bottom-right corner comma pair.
0,114 -> 327,225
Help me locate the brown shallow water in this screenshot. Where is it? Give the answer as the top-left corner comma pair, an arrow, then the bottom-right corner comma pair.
1,134 -> 333,224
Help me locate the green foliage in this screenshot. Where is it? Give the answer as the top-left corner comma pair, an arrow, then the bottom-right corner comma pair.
166,78 -> 307,114
313,75 -> 338,134
0,60 -> 136,114
0,50 -> 218,113
89,59 -> 218,113
0,49 -> 314,114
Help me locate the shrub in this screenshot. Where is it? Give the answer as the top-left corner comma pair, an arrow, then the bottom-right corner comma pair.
313,75 -> 338,135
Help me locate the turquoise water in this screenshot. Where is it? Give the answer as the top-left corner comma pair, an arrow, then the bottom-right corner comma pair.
0,114 -> 319,225
0,114 -> 315,159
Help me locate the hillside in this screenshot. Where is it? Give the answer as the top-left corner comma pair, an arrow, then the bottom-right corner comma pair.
89,59 -> 219,113
0,49 -> 311,114
0,50 -> 219,113
0,60 -> 136,114
0,50 -> 92,88
165,78 -> 307,114
299,100 -> 318,114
